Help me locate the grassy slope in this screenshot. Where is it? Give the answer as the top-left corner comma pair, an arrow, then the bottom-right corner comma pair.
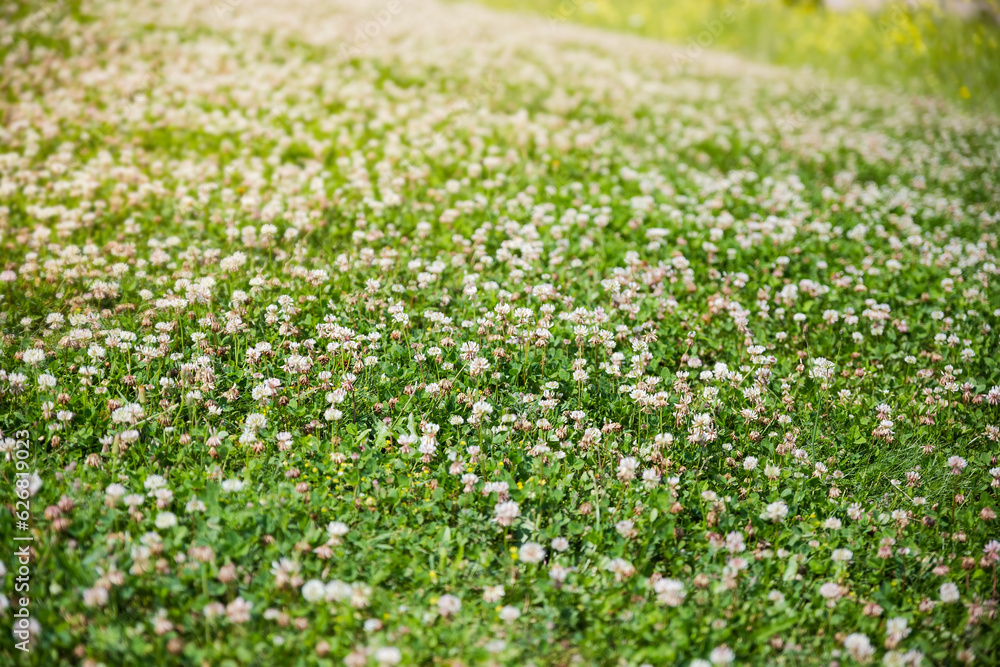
0,0 -> 998,666
470,0 -> 1000,113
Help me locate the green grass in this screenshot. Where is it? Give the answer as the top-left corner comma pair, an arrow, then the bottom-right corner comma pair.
1,0 -> 999,665
469,0 -> 1000,113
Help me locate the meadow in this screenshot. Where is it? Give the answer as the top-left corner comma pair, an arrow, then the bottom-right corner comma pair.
475,0 -> 1000,115
1,0 -> 999,665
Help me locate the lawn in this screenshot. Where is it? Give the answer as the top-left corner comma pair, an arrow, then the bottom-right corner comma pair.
1,0 -> 999,665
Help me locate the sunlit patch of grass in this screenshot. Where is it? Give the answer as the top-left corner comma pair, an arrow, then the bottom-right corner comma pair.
472,0 -> 1000,112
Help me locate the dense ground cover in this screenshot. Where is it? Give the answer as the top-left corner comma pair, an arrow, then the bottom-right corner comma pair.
475,0 -> 1000,115
1,0 -> 999,664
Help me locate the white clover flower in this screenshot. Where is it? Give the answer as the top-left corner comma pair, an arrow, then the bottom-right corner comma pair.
221,479 -> 246,493
437,594 -> 461,616
831,548 -> 853,563
483,585 -> 505,603
22,349 -> 46,366
493,501 -> 520,526
373,647 -> 402,665
245,413 -> 267,431
326,580 -> 352,602
301,579 -> 326,603
709,645 -> 735,665
761,501 -> 789,523
653,578 -> 685,607
186,499 -> 207,513
518,542 -> 545,564
939,582 -> 960,603
498,605 -> 521,622
327,521 -> 350,537
616,456 -> 638,481
843,633 -> 874,663
144,475 -> 167,492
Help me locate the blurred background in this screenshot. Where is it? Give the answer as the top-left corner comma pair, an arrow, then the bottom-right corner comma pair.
467,0 -> 1000,113
4,0 -> 998,113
